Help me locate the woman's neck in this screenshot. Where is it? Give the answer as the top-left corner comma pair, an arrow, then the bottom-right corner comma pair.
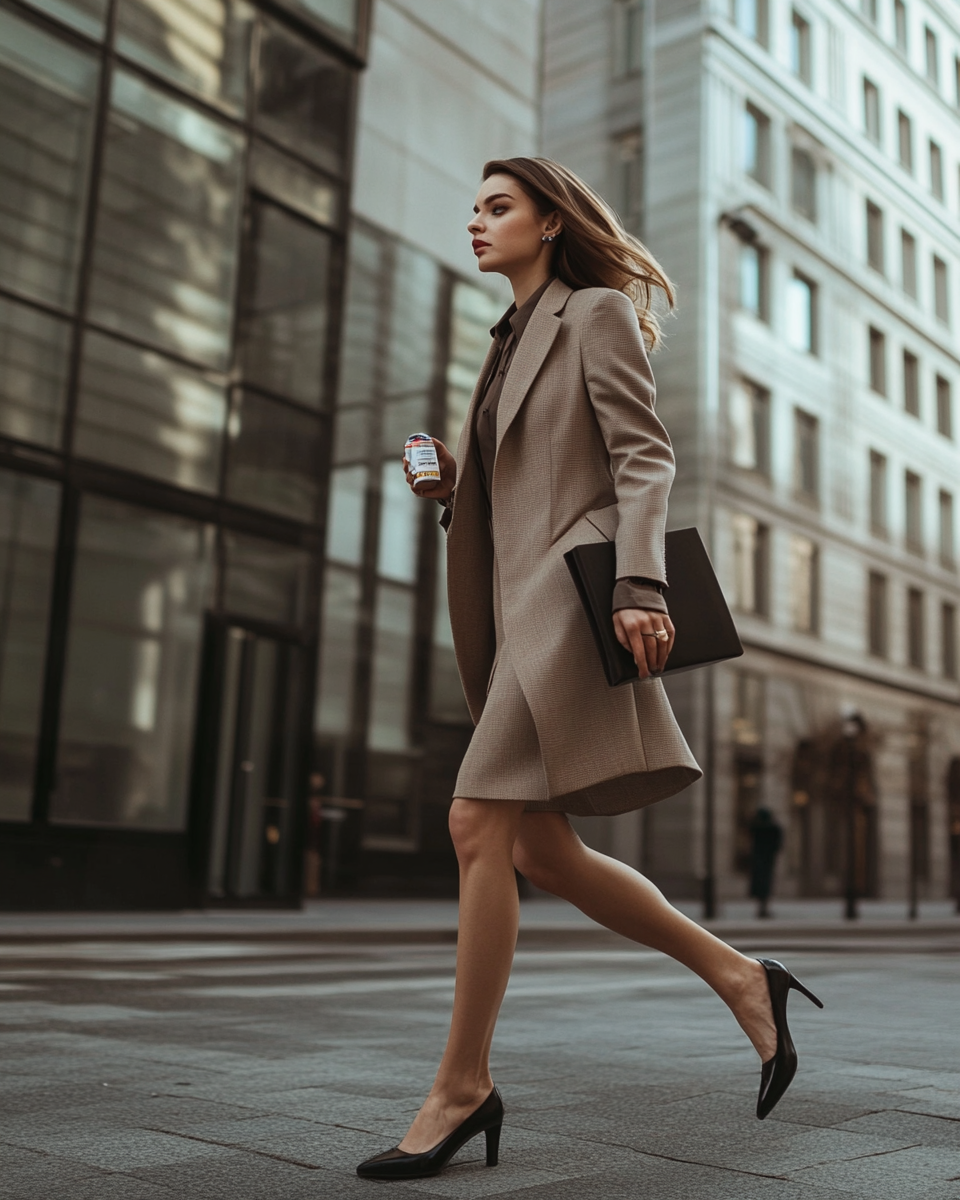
509,264 -> 553,309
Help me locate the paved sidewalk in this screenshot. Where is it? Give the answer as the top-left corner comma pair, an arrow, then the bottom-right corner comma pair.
0,931 -> 958,1199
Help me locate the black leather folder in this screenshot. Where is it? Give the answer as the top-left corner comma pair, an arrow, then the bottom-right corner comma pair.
564,527 -> 743,686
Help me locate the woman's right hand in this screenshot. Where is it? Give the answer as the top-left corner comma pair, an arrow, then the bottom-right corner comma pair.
403,438 -> 457,500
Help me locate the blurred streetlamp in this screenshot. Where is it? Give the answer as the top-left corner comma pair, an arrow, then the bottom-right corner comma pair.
840,713 -> 864,921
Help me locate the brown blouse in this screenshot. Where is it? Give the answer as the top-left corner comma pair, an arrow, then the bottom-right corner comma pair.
470,281 -> 667,617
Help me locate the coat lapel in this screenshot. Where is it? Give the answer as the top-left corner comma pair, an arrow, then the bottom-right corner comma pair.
494,279 -> 570,458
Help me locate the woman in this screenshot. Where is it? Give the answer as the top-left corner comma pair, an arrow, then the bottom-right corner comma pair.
356,158 -> 821,1182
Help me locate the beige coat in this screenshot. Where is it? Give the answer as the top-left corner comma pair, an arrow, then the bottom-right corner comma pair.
446,279 -> 701,812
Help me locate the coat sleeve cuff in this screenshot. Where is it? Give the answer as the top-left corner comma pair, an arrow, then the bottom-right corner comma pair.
612,577 -> 669,614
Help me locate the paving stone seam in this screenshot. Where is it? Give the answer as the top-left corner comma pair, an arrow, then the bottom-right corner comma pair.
142,1126 -> 323,1171
787,1141 -> 924,1176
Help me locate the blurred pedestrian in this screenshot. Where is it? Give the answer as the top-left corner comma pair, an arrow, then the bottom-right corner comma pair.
749,807 -> 783,919
357,158 -> 822,1181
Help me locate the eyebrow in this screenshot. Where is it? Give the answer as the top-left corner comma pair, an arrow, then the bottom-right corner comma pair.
472,192 -> 514,213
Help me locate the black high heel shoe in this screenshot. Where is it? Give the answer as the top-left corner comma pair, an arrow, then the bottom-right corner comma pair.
356,1087 -> 503,1180
756,958 -> 824,1120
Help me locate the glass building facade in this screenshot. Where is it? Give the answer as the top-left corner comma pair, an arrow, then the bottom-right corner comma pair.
0,0 -> 372,906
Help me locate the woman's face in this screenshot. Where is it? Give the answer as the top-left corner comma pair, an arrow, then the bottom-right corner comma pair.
467,173 -> 559,276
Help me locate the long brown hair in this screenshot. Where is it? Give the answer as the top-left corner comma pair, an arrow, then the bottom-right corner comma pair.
482,157 -> 675,350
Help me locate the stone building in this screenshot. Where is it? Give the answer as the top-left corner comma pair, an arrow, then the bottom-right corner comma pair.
541,0 -> 960,906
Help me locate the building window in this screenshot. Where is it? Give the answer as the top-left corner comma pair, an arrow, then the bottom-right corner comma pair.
930,140 -> 944,201
936,375 -> 953,438
869,450 -> 887,536
612,129 -> 644,233
908,588 -> 926,669
861,0 -> 877,21
794,409 -> 819,502
955,54 -> 960,108
730,379 -> 771,474
613,0 -> 645,78
790,535 -> 819,633
940,489 -> 956,569
866,200 -> 884,272
739,240 -> 769,319
868,570 -> 888,657
868,326 -> 886,395
897,110 -> 913,171
942,602 -> 958,679
903,350 -> 920,416
905,470 -> 923,554
924,25 -> 939,87
732,513 -> 769,616
790,10 -> 811,83
791,147 -> 817,221
733,0 -> 768,46
744,103 -> 771,186
786,272 -> 816,353
863,79 -> 881,144
901,228 -> 918,297
933,256 -> 950,324
894,0 -> 908,53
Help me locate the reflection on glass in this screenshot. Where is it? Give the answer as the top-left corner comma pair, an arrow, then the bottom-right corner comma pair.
430,523 -> 469,724
447,281 -> 500,446
88,71 -> 244,370
326,464 -> 366,564
292,0 -> 357,40
377,459 -> 419,583
0,12 -> 99,308
0,297 -> 71,448
256,20 -> 351,176
382,395 -> 428,453
116,0 -> 252,112
0,472 -> 59,821
368,584 -> 414,751
20,0 -> 108,36
52,496 -> 214,829
250,142 -> 338,226
387,246 -> 440,397
337,228 -> 383,408
237,201 -> 332,408
225,391 -> 322,521
223,531 -> 312,626
315,566 -> 360,735
76,331 -> 226,492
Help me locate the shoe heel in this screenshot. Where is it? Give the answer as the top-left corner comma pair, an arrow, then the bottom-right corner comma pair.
789,975 -> 824,1009
485,1122 -> 501,1167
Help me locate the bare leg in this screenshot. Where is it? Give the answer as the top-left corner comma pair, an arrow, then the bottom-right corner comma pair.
399,798 -> 525,1154
513,813 -> 777,1061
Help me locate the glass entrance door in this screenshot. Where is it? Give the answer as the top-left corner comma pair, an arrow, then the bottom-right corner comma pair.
195,622 -> 307,901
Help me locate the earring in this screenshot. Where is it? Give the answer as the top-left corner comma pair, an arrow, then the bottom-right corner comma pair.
542,234 -> 556,243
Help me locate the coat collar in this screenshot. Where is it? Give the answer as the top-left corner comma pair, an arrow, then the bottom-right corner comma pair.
494,278 -> 571,456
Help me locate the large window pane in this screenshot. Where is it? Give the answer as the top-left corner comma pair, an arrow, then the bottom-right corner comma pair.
115,0 -> 252,113
223,531 -> 312,625
446,281 -> 500,447
237,201 -> 332,408
52,496 -> 214,829
0,12 -> 99,309
377,458 -> 419,583
224,391 -> 323,521
386,246 -> 440,397
76,331 -> 226,492
255,21 -> 352,176
338,228 -> 384,408
88,71 -> 244,369
0,473 -> 59,822
368,584 -> 414,751
291,0 -> 357,41
250,142 -> 338,227
0,296 -> 71,448
21,0 -> 107,37
326,464 -> 367,564
315,565 -> 360,735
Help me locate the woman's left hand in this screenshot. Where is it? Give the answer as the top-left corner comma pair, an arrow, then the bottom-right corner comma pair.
612,608 -> 675,678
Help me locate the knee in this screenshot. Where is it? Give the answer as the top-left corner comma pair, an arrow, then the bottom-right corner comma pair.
513,820 -> 580,894
512,842 -> 557,893
448,798 -> 508,866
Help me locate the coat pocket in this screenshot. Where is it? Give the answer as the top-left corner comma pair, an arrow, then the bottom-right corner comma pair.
584,501 -> 620,542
